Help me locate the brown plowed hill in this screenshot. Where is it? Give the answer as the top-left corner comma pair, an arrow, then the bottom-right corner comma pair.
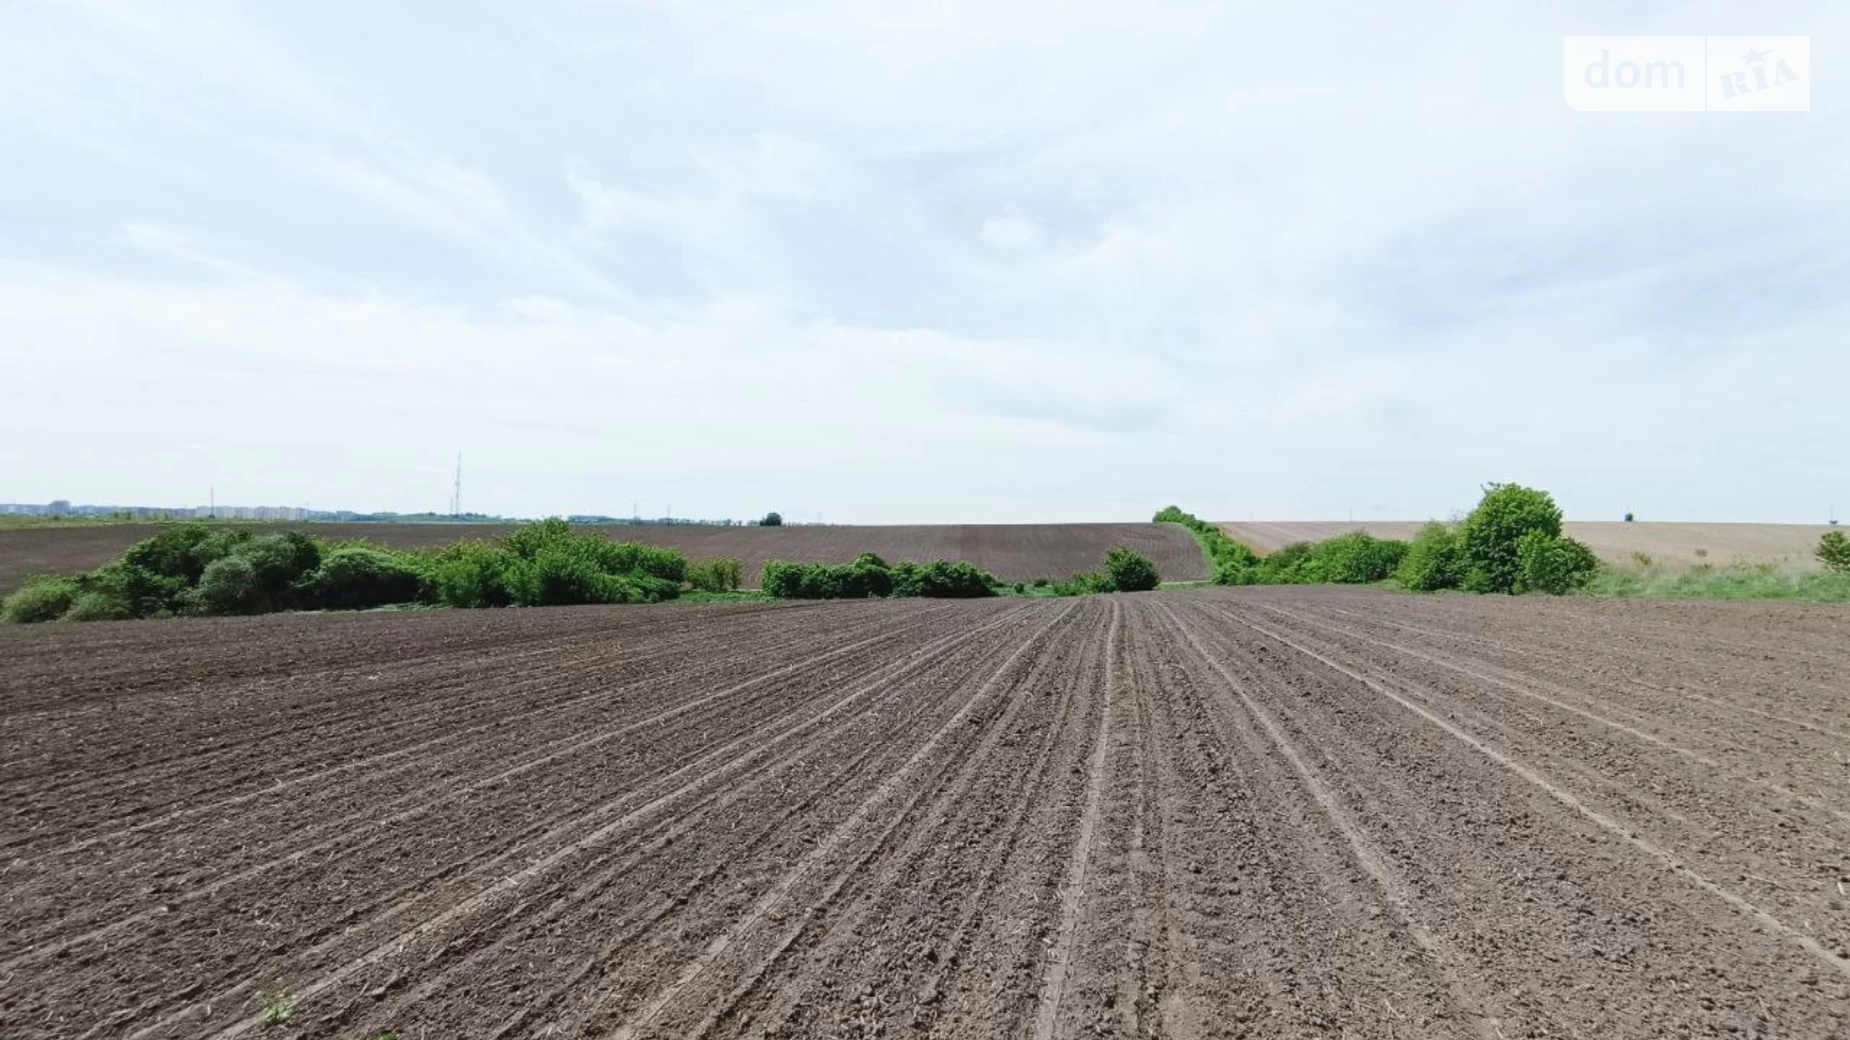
0,521 -> 1208,592
3,588 -> 1846,1038
1220,519 -> 1837,570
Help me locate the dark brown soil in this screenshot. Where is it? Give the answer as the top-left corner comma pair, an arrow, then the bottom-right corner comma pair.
1,588 -> 1845,1038
0,521 -> 1208,592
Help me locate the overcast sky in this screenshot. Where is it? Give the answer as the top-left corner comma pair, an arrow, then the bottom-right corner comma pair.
2,1 -> 1843,523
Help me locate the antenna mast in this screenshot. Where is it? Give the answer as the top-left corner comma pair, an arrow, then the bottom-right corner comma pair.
449,453 -> 462,518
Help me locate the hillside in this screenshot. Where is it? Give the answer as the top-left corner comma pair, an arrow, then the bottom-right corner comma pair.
0,522 -> 1208,594
1217,521 -> 1837,572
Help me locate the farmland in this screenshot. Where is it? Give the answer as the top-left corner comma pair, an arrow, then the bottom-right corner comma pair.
1220,520 -> 1838,572
0,522 -> 1207,595
3,588 -> 1846,1038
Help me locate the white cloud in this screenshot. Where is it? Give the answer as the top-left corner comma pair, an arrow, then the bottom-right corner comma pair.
980,216 -> 1041,251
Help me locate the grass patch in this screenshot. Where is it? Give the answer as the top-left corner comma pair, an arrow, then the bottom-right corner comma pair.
677,589 -> 774,604
257,985 -> 296,1028
1585,566 -> 1850,604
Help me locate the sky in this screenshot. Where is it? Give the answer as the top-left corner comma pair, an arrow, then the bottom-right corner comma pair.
1,0 -> 1844,524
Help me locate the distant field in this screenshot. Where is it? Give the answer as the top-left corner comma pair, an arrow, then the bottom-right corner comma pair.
0,522 -> 1208,594
1218,520 -> 1837,571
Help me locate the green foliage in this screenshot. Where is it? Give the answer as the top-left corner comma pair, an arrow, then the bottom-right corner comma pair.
1050,570 -> 1115,596
1514,532 -> 1600,594
89,561 -> 189,617
239,533 -> 321,592
761,556 -> 998,599
1818,531 -> 1850,574
487,519 -> 686,607
258,986 -> 296,1029
686,556 -> 744,592
7,519 -> 693,622
1459,484 -> 1565,594
760,511 -> 784,526
1152,506 -> 1262,584
190,556 -> 267,615
62,590 -> 134,622
2,577 -> 82,623
1396,522 -> 1463,591
1588,565 -> 1850,603
1252,532 -> 1406,585
1104,546 -> 1161,591
429,541 -> 517,608
122,524 -> 251,585
295,546 -> 431,611
890,560 -> 996,598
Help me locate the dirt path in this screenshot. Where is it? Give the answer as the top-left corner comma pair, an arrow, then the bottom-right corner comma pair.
1,589 -> 1845,1038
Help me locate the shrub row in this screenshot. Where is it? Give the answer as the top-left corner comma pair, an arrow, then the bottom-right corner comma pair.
1159,484 -> 1600,596
761,554 -> 999,599
1,519 -> 694,623
1153,506 -> 1261,583
1247,531 -> 1409,585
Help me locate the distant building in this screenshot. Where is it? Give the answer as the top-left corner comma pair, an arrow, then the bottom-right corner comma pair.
47,500 -> 71,517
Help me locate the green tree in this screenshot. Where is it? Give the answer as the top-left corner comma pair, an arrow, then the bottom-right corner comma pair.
295,546 -> 429,611
1104,546 -> 1161,592
190,556 -> 266,615
1459,484 -> 1565,593
760,511 -> 784,527
1396,522 -> 1463,591
1514,532 -> 1600,594
1818,531 -> 1850,573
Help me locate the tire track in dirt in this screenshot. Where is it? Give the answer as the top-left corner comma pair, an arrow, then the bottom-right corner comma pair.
7,604 -> 948,865
168,604 -> 1052,1040
1157,600 -> 1501,1040
1031,599 -> 1120,1040
1,606 -> 987,975
2,605 -> 914,845
1217,603 -> 1850,983
1312,601 -> 1850,745
372,604 -> 1087,1040
1248,601 -> 1850,824
673,604 -> 1109,1040
602,601 -> 1080,1040
1215,597 -> 1850,968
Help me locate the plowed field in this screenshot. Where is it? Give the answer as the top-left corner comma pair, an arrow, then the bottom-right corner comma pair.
2,589 -> 1846,1038
0,522 -> 1208,594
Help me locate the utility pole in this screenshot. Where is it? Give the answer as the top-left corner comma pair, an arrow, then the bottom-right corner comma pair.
449,453 -> 462,518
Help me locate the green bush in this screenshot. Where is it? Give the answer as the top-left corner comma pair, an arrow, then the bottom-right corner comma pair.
1153,506 -> 1261,585
761,556 -> 996,599
295,546 -> 430,611
1251,532 -> 1406,585
1104,546 -> 1161,591
1051,571 -> 1115,596
686,556 -> 744,592
1514,532 -> 1600,594
890,560 -> 996,598
63,591 -> 134,622
2,577 -> 82,623
1396,522 -> 1463,591
122,524 -> 251,585
429,541 -> 518,608
1819,531 -> 1850,574
1459,484 -> 1566,594
237,533 -> 320,593
190,556 -> 267,615
89,562 -> 189,617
